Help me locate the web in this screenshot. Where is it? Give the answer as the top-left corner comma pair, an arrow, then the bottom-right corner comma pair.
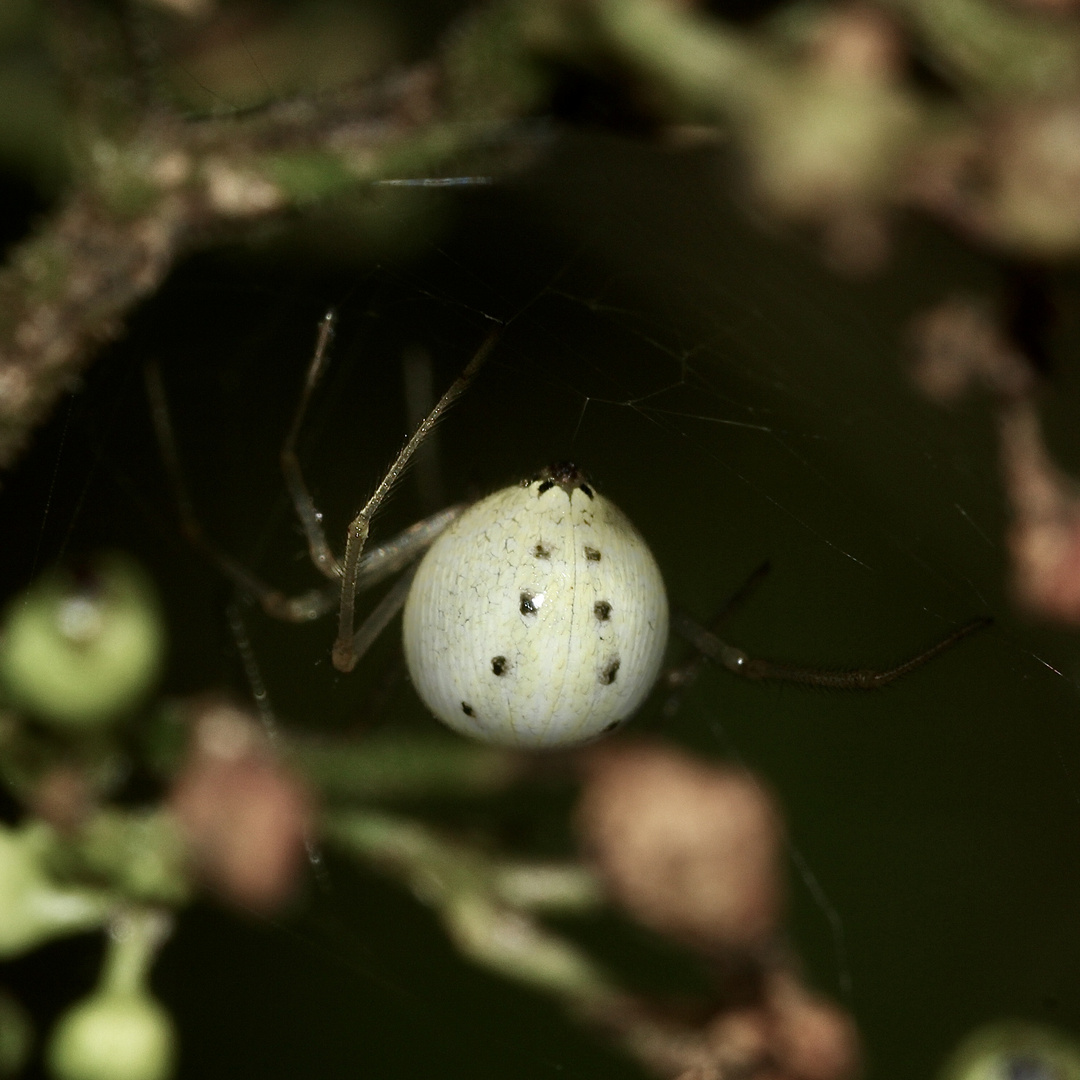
2,134 -> 1079,1080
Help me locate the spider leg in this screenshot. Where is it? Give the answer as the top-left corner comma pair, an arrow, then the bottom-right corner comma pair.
672,610 -> 992,689
333,329 -> 502,673
349,564 -> 420,667
353,506 -> 464,590
281,310 -> 341,580
663,560 -> 771,716
147,359 -> 461,622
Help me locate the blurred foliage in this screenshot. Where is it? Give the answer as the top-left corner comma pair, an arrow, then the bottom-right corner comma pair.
1,0 -> 1080,1079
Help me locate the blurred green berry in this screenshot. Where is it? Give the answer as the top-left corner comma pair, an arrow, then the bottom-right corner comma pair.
0,554 -> 165,729
941,1021 -> 1080,1080
47,989 -> 175,1080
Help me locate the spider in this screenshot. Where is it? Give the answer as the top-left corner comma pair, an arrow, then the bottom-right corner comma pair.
148,313 -> 990,749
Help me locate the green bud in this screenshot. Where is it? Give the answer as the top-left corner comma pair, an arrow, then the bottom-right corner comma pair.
0,554 -> 165,730
0,823 -> 112,958
77,811 -> 190,906
941,1021 -> 1080,1080
47,991 -> 175,1080
47,909 -> 175,1080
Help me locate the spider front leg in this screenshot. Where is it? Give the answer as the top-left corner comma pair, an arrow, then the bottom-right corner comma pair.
672,609 -> 992,689
278,309 -> 476,639
280,310 -> 343,581
147,315 -> 488,644
332,329 -> 502,673
664,560 -> 772,717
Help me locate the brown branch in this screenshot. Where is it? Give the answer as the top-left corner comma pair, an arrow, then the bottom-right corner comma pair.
0,190 -> 186,471
0,7 -> 545,473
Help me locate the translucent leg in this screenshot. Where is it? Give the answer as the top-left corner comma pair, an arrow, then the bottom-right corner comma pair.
332,330 -> 502,672
146,361 -> 463,621
672,610 -> 992,689
663,561 -> 772,716
280,311 -> 341,580
348,564 -> 419,667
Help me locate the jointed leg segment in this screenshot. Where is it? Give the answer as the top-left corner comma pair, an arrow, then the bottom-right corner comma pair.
332,329 -> 501,672
148,313 -> 500,673
672,608 -> 992,689
281,311 -> 342,581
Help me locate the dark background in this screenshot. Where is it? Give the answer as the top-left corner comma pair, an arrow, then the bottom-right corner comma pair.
1,13 -> 1079,1076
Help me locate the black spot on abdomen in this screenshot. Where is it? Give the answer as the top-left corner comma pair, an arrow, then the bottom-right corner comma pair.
599,658 -> 620,685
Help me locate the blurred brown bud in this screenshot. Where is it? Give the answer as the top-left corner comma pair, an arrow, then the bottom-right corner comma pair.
809,6 -> 905,84
765,971 -> 861,1080
919,103 -> 1080,256
168,702 -> 313,912
694,972 -> 859,1080
909,298 -> 1035,404
1001,403 -> 1080,623
575,741 -> 784,951
987,103 -> 1080,256
744,7 -> 914,273
31,766 -> 93,833
747,73 -> 914,215
704,1005 -> 773,1077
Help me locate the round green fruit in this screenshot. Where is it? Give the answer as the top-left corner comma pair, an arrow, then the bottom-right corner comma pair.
47,990 -> 175,1080
0,554 -> 165,729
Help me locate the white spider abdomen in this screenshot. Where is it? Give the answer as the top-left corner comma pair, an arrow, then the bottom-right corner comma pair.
402,464 -> 669,749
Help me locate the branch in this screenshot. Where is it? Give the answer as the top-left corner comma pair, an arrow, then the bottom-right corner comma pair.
0,2 -> 549,473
